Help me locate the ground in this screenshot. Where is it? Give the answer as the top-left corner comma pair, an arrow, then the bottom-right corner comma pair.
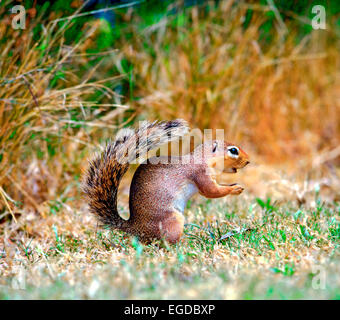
0,188 -> 339,299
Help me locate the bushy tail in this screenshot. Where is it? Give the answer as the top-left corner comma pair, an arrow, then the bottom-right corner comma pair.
82,119 -> 188,230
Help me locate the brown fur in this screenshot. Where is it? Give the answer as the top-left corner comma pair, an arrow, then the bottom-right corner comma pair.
83,121 -> 249,244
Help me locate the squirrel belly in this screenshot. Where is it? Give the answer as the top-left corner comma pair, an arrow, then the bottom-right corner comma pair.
173,183 -> 198,213
82,119 -> 250,244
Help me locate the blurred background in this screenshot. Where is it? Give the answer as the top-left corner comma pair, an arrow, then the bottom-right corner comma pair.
0,0 -> 339,219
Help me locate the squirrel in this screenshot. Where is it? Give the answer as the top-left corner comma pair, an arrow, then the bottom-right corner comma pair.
83,119 -> 250,244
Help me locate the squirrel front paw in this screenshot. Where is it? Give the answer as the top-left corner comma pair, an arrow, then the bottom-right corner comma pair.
230,184 -> 244,195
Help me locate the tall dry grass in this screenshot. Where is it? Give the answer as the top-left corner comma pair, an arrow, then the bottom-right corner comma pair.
0,6 -> 127,219
118,1 -> 339,163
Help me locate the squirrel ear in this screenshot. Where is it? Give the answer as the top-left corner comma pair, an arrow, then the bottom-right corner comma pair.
212,141 -> 218,153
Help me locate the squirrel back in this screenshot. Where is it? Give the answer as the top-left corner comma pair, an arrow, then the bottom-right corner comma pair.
82,119 -> 189,231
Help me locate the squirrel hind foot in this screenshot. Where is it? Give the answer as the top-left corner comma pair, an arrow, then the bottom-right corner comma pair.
158,210 -> 184,244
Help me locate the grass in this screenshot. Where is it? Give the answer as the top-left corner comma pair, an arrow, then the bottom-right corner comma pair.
0,191 -> 339,299
116,1 -> 339,162
0,1 -> 128,216
0,0 -> 339,300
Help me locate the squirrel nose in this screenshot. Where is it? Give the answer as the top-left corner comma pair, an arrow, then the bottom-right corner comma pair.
245,161 -> 250,166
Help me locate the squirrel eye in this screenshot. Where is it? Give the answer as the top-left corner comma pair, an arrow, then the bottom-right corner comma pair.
227,146 -> 239,158
212,142 -> 218,153
229,148 -> 238,155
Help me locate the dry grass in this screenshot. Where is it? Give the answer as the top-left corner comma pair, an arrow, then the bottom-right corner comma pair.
119,1 -> 339,162
0,1 -> 339,299
0,6 -> 128,216
0,192 -> 339,299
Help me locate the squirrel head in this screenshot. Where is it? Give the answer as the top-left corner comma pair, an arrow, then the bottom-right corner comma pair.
194,140 -> 250,175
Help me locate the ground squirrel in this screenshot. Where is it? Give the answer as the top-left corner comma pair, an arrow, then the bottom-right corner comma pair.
83,119 -> 250,243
